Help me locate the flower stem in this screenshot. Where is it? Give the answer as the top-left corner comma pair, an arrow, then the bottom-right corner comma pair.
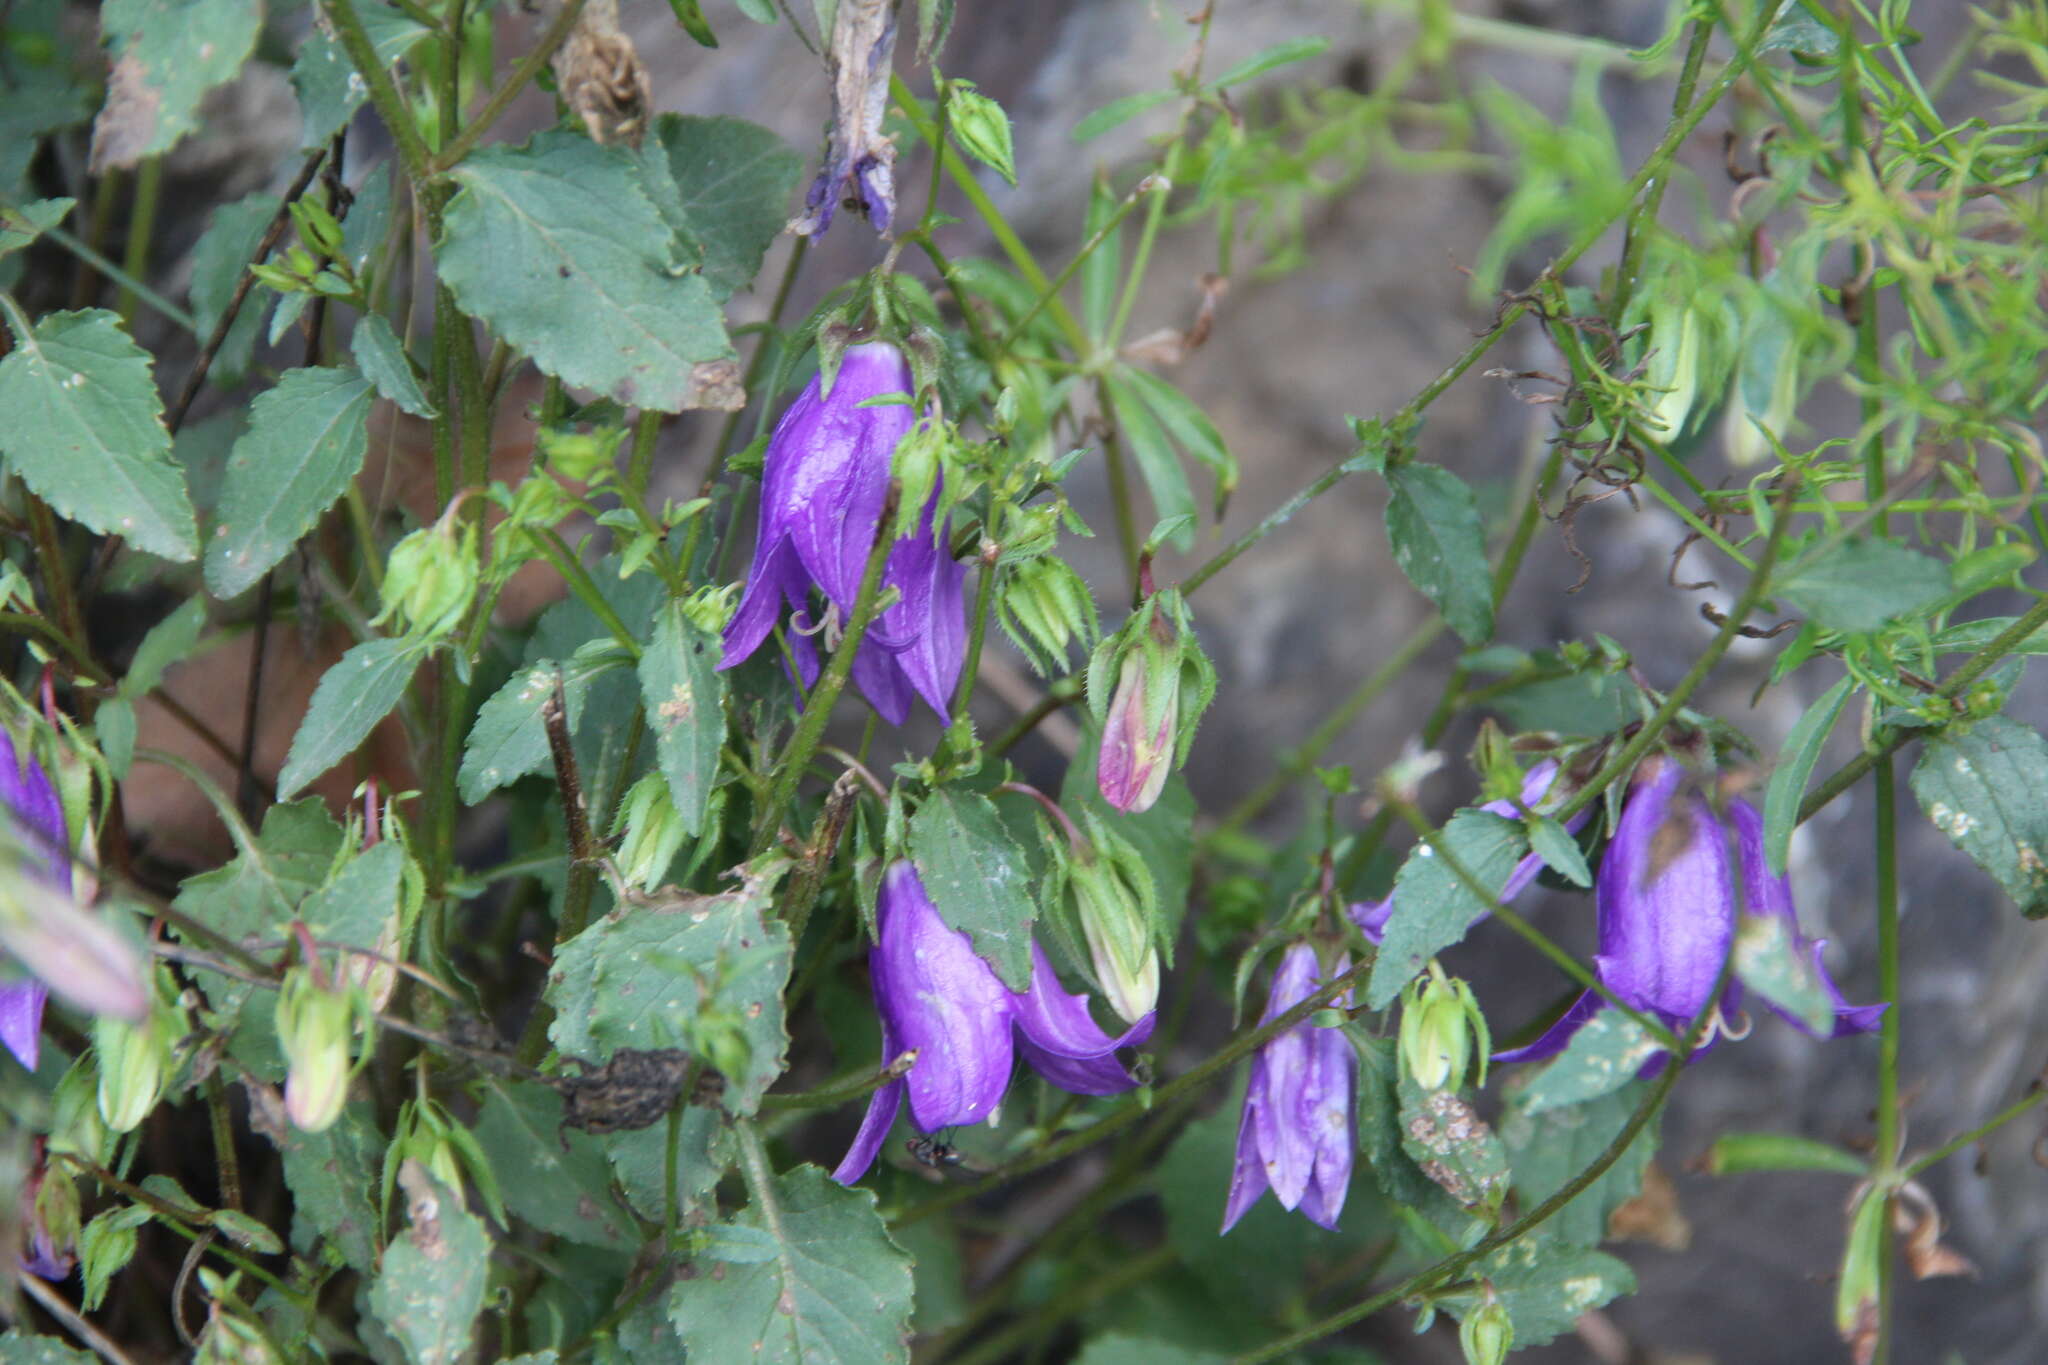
1872,752 -> 1902,1365
430,0 -> 592,172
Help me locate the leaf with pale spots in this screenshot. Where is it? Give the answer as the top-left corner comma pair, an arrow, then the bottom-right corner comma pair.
666,1166 -> 914,1365
907,787 -> 1039,991
1500,1080 -> 1658,1248
470,1080 -> 639,1248
1443,1238 -> 1635,1345
366,1163 -> 490,1365
91,0 -> 261,171
458,646 -> 634,804
1910,714 -> 2048,917
0,307 -> 197,560
0,1331 -> 100,1363
638,600 -> 726,837
1732,912 -> 1832,1033
1366,809 -> 1527,1009
1396,1069 -> 1510,1213
206,366 -> 374,598
545,861 -> 789,1113
1518,1008 -> 1662,1115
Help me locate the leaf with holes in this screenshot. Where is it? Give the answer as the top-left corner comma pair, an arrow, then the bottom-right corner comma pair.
0,307 -> 196,560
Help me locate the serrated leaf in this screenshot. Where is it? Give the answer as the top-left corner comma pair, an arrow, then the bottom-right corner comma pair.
1762,673 -> 1853,877
437,132 -> 739,413
0,198 -> 72,260
211,1207 -> 285,1254
278,1100 -> 383,1273
1519,1008 -> 1662,1114
651,114 -> 801,298
92,0 -> 261,170
906,787 -> 1038,990
1366,810 -> 1527,1009
301,839 -> 409,960
1500,1081 -> 1657,1247
77,1204 -> 150,1310
1396,1069 -> 1510,1213
603,1104 -> 725,1222
1911,714 -> 2048,916
352,314 -> 437,418
206,366 -> 374,597
1776,537 -> 1952,635
1526,813 -> 1591,887
1732,912 -> 1832,1032
188,193 -> 277,386
1385,462 -> 1493,645
290,4 -> 431,151
471,1080 -> 639,1248
546,866 -> 790,1112
458,648 -> 633,803
639,601 -> 726,837
278,637 -> 426,800
1451,1239 -> 1635,1345
119,596 -> 209,700
368,1165 -> 490,1365
0,306 -> 196,560
666,1166 -> 914,1365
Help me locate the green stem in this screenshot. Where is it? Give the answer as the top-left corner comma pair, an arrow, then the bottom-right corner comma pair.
1104,141 -> 1182,350
1871,752 -> 1900,1365
1612,19 -> 1714,320
431,0 -> 592,171
629,409 -> 662,503
532,529 -> 643,657
40,225 -> 198,334
996,181 -> 1155,355
944,541 -> 999,749
115,157 -> 163,326
323,0 -> 435,185
1904,1087 -> 2048,1179
749,485 -> 904,856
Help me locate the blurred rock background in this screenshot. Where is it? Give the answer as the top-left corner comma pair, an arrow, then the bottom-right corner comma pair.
126,0 -> 2048,1360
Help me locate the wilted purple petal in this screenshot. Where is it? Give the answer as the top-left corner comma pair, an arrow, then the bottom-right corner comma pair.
871,864 -> 1015,1131
791,2 -> 899,238
1594,759 -> 1732,1027
0,731 -> 68,892
1011,943 -> 1152,1096
0,980 -> 46,1071
1296,1024 -> 1356,1230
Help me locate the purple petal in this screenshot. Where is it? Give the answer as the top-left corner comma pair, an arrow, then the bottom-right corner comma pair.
832,1076 -> 904,1185
1012,942 -> 1152,1096
849,638 -> 915,727
1727,799 -> 1886,1037
1493,989 -> 1605,1064
779,346 -> 916,612
0,728 -> 70,890
1595,760 -> 1733,1025
872,864 -> 1015,1131
1477,758 -> 1563,822
1295,1023 -> 1356,1230
0,980 -> 46,1071
1252,945 -> 1324,1211
719,535 -> 810,671
1347,897 -> 1393,944
856,155 -> 895,235
1219,1085 -> 1271,1234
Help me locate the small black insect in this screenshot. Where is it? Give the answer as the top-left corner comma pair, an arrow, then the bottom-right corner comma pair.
904,1133 -> 964,1168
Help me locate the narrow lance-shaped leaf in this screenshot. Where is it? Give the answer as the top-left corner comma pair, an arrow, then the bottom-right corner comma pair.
1762,673 -> 1853,877
278,638 -> 427,801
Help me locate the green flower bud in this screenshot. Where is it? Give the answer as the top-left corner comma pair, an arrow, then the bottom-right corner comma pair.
375,516 -> 478,640
275,969 -> 357,1134
999,556 -> 1098,674
613,772 -> 688,892
945,79 -> 1016,185
680,582 -> 739,636
94,974 -> 179,1133
539,424 -> 628,483
47,1053 -> 110,1163
32,1164 -> 81,1270
1459,1297 -> 1513,1365
1399,962 -> 1489,1093
1068,848 -> 1159,1025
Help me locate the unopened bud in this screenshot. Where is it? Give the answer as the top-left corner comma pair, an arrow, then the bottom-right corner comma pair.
376,517 -> 478,640
945,80 -> 1017,185
1067,836 -> 1159,1025
1645,297 -> 1704,440
1459,1297 -> 1513,1365
275,969 -> 356,1134
1399,962 -> 1488,1093
94,977 -> 178,1133
30,1164 -> 81,1276
1088,590 -> 1214,815
1098,652 -> 1173,814
613,772 -> 687,892
680,583 -> 739,636
539,424 -> 627,483
1001,556 -> 1097,674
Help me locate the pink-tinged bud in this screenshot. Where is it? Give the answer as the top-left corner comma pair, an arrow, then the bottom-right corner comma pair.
1098,653 -> 1173,814
276,970 -> 356,1134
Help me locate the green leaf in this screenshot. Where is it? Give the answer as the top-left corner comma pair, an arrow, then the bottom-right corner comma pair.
1074,1338 -> 1227,1365
290,4 -> 431,150
1072,89 -> 1176,143
1525,813 -> 1591,887
78,1204 -> 150,1310
638,601 -> 727,837
1120,368 -> 1236,518
0,306 -> 197,560
368,1165 -> 491,1365
1519,1008 -> 1662,1115
651,114 -> 801,298
1775,537 -> 1952,635
437,132 -> 739,413
1911,714 -> 2048,916
352,314 -> 437,418
1102,373 -> 1197,552
1207,36 -> 1332,90
1063,722 -> 1196,956
1762,673 -> 1853,877
458,647 -> 633,803
119,597 -> 210,701
0,198 -> 72,260
1500,1081 -> 1657,1247
666,1166 -> 914,1365
471,1081 -> 640,1248
302,839 -> 411,964
278,637 -> 426,800
1397,1070 -> 1510,1213
1731,912 -> 1832,1033
188,193 -> 277,386
0,1331 -> 99,1364
1385,462 -> 1493,645
278,1100 -> 384,1273
1354,1034 -> 1473,1227
1366,810 -> 1527,1009
1079,174 -> 1125,341
666,0 -> 719,45
1702,1130 -> 1866,1177
97,698 -> 136,779
546,864 -> 791,1112
603,1103 -> 725,1223
93,0 -> 261,169
212,1207 -> 286,1255
1450,1239 -> 1635,1345
205,366 -> 375,598
907,787 -> 1039,991
1927,614 -> 2048,656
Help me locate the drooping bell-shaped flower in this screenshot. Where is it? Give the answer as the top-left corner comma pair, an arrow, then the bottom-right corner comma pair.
1222,942 -> 1356,1233
1349,759 -> 1579,944
833,862 -> 1153,1184
1495,757 -> 1882,1066
0,727 -> 146,1072
719,342 -> 967,725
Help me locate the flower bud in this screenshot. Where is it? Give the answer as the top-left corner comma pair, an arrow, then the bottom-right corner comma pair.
28,1163 -> 81,1277
1399,963 -> 1489,1093
613,772 -> 687,892
1459,1297 -> 1513,1365
680,583 -> 739,636
94,972 -> 179,1133
1644,295 -> 1704,440
945,79 -> 1017,185
538,424 -> 627,484
1067,840 -> 1160,1025
1099,652 -> 1174,815
47,1054 -> 110,1163
376,517 -> 478,640
1000,556 -> 1098,674
275,969 -> 356,1134
1088,590 -> 1214,815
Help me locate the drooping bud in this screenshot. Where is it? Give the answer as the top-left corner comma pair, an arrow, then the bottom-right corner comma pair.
375,510 -> 479,641
1087,588 -> 1215,815
1459,1294 -> 1514,1365
1399,962 -> 1490,1093
47,1053 -> 110,1163
1063,816 -> 1161,1025
613,772 -> 688,892
944,78 -> 1017,186
94,971 -> 179,1133
275,968 -> 357,1134
26,1161 -> 81,1278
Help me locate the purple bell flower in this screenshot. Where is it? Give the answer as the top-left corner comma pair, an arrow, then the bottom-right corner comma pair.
833,862 -> 1153,1185
1,727 -> 68,1071
1222,942 -> 1356,1234
1495,757 -> 1883,1066
719,342 -> 967,725
1349,760 -> 1579,943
